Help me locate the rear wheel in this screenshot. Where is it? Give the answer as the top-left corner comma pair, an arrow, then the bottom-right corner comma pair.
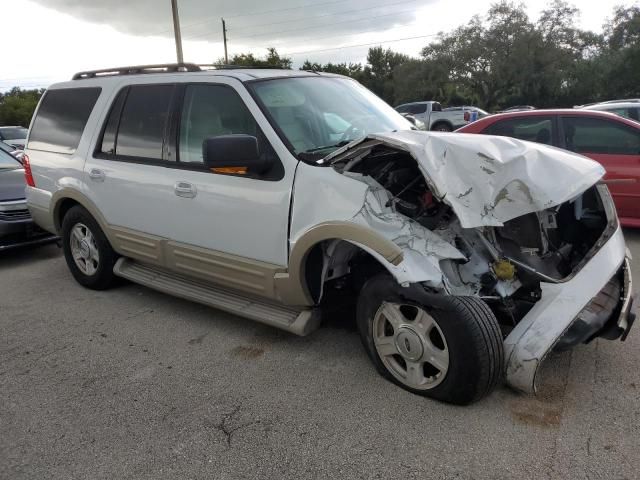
356,275 -> 504,404
61,205 -> 118,290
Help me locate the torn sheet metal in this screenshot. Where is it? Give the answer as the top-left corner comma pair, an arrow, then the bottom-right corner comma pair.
289,163 -> 465,287
503,226 -> 627,393
326,131 -> 606,228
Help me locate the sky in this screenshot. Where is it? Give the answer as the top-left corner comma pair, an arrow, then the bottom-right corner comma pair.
0,0 -> 636,91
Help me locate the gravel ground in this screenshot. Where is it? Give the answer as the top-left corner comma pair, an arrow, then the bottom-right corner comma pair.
1,230 -> 639,480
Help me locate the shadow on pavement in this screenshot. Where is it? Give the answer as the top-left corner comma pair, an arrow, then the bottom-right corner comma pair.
0,242 -> 62,270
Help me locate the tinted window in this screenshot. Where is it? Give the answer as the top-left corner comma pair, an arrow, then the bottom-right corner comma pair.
408,104 -> 427,114
0,127 -> 28,140
395,105 -> 410,114
100,88 -> 128,155
116,85 -> 174,160
28,88 -> 101,153
484,116 -> 553,145
431,103 -> 442,112
562,116 -> 640,155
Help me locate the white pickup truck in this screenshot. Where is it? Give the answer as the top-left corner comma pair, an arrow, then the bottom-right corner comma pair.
395,101 -> 487,131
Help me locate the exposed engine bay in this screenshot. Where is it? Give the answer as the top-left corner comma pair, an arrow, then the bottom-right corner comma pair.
330,143 -> 611,329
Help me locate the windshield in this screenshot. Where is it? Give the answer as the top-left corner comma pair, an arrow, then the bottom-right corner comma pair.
0,127 -> 28,140
250,77 -> 412,159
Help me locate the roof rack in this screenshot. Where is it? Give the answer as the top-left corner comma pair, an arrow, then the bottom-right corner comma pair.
72,63 -> 290,80
72,63 -> 202,80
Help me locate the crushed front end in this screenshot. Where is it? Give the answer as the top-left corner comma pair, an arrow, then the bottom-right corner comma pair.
324,131 -> 636,394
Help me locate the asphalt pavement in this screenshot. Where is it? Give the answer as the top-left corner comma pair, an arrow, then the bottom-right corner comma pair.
1,230 -> 639,480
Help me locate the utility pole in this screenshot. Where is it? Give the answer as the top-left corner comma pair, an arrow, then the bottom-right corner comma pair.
171,0 -> 184,64
222,18 -> 228,64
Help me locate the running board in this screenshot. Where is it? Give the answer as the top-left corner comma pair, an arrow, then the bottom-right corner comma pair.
113,258 -> 320,336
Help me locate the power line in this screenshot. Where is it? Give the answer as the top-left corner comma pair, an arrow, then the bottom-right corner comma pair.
227,7 -> 421,42
256,23 -> 425,50
225,0 -> 347,19
150,0 -> 348,37
282,33 -> 438,56
229,0 -> 423,35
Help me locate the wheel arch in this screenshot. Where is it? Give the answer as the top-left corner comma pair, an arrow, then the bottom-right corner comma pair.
276,222 -> 405,306
51,189 -> 114,245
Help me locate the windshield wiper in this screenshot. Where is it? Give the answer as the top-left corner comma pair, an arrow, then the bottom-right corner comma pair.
301,140 -> 352,154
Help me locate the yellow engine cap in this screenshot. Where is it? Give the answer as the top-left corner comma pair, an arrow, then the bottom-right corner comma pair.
493,259 -> 516,280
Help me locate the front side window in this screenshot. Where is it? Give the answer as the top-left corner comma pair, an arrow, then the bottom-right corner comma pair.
484,116 -> 554,145
249,77 -> 411,159
562,116 -> 640,155
115,84 -> 174,160
178,84 -> 258,163
28,87 -> 101,153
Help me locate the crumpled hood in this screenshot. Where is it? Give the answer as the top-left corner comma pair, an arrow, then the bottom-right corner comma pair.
326,130 -> 606,228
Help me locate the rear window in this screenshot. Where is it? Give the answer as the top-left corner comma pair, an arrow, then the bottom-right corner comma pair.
0,149 -> 20,169
0,127 -> 28,140
28,87 -> 101,154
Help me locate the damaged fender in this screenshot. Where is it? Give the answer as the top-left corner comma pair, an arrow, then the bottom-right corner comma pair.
289,163 -> 465,291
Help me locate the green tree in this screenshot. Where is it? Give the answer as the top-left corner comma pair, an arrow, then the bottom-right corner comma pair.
0,87 -> 43,127
222,47 -> 292,69
600,5 -> 640,99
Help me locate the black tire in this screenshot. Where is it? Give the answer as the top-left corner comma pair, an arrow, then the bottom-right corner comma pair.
431,122 -> 453,132
61,205 -> 118,290
356,274 -> 504,405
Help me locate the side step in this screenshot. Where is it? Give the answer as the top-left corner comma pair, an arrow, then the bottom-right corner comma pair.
113,258 -> 321,336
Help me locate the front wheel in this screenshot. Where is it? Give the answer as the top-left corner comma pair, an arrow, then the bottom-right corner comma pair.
356,275 -> 504,405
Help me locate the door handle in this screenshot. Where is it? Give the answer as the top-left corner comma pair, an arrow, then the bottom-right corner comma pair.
88,168 -> 105,182
174,181 -> 197,198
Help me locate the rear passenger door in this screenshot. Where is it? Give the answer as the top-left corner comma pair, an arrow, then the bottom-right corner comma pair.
85,79 -> 295,281
560,115 -> 640,221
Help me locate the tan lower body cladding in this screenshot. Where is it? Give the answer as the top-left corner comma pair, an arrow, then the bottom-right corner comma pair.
108,225 -> 287,301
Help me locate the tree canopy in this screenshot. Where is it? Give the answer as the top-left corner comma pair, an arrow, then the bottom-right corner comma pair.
301,1 -> 640,110
3,1 -> 640,128
0,88 -> 44,127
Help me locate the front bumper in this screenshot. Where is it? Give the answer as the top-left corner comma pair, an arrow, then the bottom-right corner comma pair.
504,225 -> 634,393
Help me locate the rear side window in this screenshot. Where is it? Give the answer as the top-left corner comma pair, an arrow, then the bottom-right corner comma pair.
562,116 -> 640,155
114,85 -> 174,160
408,104 -> 427,114
28,87 -> 101,154
483,116 -> 554,145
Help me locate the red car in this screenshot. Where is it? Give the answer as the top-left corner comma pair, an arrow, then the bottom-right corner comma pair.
458,109 -> 640,227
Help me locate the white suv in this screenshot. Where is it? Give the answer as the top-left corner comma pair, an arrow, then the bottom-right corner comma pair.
24,64 -> 635,404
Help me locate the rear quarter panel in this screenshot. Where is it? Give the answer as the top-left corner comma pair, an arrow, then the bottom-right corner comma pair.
25,81 -> 113,224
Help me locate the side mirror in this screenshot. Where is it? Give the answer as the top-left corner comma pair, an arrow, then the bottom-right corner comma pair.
202,134 -> 272,174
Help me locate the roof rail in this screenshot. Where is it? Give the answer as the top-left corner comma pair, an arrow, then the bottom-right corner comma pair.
72,63 -> 202,80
